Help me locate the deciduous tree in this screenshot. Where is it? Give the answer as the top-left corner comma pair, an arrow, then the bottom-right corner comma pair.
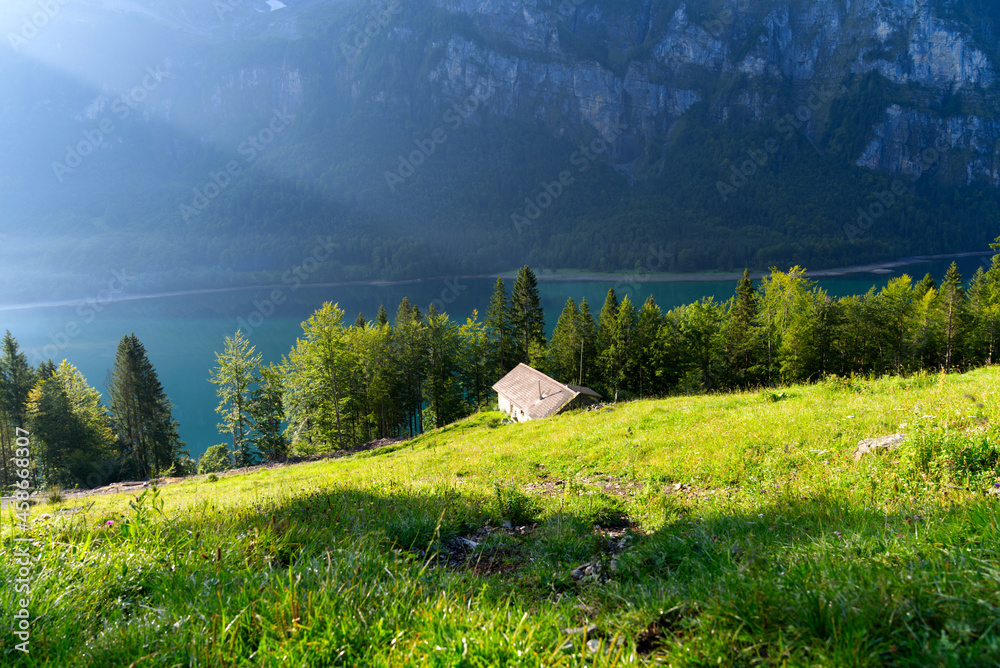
210,331 -> 261,466
283,303 -> 351,452
28,361 -> 114,489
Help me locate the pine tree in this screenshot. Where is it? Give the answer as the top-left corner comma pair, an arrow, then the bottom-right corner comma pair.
376,305 -> 389,326
348,317 -> 400,439
634,295 -> 663,397
780,286 -> 825,382
154,419 -> 187,476
876,276 -> 916,374
0,332 -> 35,489
423,306 -> 466,429
724,270 -> 763,387
596,288 -> 619,388
210,330 -> 262,467
1,331 -> 34,427
757,267 -> 813,383
248,363 -> 287,461
970,259 -> 1000,364
37,360 -> 56,380
812,291 -> 842,377
458,310 -> 490,411
653,312 -> 688,393
547,298 -> 581,384
393,297 -> 426,436
676,298 -> 726,390
603,295 -> 637,395
108,333 -> 182,479
912,284 -> 943,369
577,298 -> 598,387
941,262 -> 965,372
914,273 -> 937,300
485,277 -> 514,378
511,266 -> 545,366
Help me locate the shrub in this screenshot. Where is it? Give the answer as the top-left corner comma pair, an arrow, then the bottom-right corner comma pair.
899,423 -> 1000,485
198,444 -> 232,475
485,483 -> 540,526
179,456 -> 199,476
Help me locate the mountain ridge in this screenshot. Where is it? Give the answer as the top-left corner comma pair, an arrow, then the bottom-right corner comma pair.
1,0 -> 999,301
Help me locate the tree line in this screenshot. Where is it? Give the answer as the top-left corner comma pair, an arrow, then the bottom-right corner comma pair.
201,265 -> 553,470
8,249 -> 1000,488
203,251 -> 1000,468
0,333 -> 187,492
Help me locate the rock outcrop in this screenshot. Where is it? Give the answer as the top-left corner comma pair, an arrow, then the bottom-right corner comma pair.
853,433 -> 906,461
405,0 -> 1000,183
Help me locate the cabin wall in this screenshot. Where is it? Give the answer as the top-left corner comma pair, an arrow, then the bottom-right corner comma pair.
497,394 -> 530,422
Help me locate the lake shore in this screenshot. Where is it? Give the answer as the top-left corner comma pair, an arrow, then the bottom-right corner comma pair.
0,251 -> 992,312
530,251 -> 994,283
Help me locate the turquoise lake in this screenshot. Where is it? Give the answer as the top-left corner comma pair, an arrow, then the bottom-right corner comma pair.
0,256 -> 989,458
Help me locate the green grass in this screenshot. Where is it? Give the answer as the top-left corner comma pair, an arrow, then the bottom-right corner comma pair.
4,368 -> 1000,665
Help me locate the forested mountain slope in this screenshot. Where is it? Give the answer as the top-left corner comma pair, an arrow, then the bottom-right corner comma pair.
1,0 -> 999,300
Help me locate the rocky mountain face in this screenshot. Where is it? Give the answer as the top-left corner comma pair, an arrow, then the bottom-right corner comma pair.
59,0 -> 996,188
2,0 -> 1000,300
403,0 -> 1000,186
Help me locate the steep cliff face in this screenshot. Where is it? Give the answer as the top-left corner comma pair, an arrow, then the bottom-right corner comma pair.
28,0 -> 997,189
3,0 -> 1000,300
391,0 -> 1000,185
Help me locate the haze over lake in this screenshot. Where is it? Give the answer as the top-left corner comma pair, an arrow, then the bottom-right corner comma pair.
0,257 -> 985,458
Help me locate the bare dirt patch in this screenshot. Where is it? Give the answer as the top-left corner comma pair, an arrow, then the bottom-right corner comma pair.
580,475 -> 645,498
524,479 -> 567,495
442,523 -> 535,573
524,475 -> 645,498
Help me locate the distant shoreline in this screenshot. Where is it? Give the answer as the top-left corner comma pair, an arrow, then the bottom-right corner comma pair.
0,251 -> 991,312
530,251 -> 994,283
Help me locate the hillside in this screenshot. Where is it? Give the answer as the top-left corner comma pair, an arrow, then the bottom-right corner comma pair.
3,0 -> 1000,300
2,367 -> 999,665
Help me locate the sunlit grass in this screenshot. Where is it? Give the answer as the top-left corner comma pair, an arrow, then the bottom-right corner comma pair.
2,368 -> 1000,665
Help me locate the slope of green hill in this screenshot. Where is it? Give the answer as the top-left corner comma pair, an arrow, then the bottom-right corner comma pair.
3,368 -> 1000,665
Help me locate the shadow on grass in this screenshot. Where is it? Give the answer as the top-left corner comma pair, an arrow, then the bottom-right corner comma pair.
616,492 -> 1000,665
19,482 -> 995,667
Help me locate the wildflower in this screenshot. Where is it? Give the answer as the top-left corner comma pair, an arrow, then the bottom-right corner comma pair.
106,520 -> 114,527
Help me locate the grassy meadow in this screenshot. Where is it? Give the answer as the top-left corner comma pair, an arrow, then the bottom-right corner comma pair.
3,368 -> 1000,666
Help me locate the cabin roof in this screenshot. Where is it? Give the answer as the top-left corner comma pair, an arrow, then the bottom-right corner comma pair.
492,363 -> 601,420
